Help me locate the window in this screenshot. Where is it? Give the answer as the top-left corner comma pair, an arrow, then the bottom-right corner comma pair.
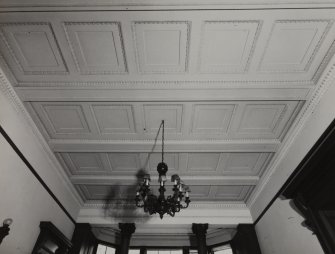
96,244 -> 116,254
129,249 -> 141,254
147,249 -> 183,254
211,245 -> 233,254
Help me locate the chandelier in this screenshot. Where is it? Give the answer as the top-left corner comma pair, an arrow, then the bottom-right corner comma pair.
135,120 -> 191,219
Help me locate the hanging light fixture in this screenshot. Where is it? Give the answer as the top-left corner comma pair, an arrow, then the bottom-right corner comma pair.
135,120 -> 191,219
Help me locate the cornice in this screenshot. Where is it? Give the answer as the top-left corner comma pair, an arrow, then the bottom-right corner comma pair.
0,67 -> 83,207
312,37 -> 335,83
247,52 -> 335,208
1,0 -> 335,11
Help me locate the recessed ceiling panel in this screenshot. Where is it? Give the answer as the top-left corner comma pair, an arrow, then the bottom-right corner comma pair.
64,22 -> 127,74
186,185 -> 211,199
91,104 -> 135,134
199,21 -> 260,73
31,103 -> 91,137
223,153 -> 272,176
133,21 -> 190,73
108,153 -> 141,172
234,101 -> 302,139
215,185 -> 252,201
77,184 -> 137,201
59,152 -> 110,175
259,20 -> 330,72
191,104 -> 235,134
0,23 -> 67,75
143,104 -> 183,134
187,153 -> 223,173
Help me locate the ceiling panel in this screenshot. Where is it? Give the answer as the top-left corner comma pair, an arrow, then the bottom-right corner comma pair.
0,22 -> 68,75
64,22 -> 127,74
58,152 -> 272,178
0,9 -> 333,83
259,20 -> 330,72
0,8 -> 335,212
199,21 -> 260,73
91,104 -> 136,134
133,21 -> 190,73
27,100 -> 302,140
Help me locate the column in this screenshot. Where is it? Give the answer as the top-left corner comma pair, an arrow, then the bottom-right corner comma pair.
192,223 -> 208,254
70,223 -> 97,254
118,223 -> 136,254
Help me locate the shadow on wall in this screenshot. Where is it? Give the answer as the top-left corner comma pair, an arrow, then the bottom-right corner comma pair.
103,168 -> 151,223
103,122 -> 164,223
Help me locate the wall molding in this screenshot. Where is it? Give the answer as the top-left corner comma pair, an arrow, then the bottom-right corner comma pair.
248,49 -> 335,213
1,0 -> 335,11
0,66 -> 83,209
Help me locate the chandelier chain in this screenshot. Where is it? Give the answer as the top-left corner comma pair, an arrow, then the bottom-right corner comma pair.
162,120 -> 164,163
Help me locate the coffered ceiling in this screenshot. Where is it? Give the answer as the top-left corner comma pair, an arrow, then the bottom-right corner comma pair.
1,1 -> 335,237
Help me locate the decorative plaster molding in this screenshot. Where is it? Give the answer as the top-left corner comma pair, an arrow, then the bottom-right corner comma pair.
132,21 -> 191,74
49,139 -> 279,153
16,79 -> 314,87
1,0 -> 335,11
312,38 -> 335,83
0,22 -> 69,75
0,67 -> 83,207
247,52 -> 335,208
258,19 -> 333,73
198,20 -> 262,74
63,21 -> 128,75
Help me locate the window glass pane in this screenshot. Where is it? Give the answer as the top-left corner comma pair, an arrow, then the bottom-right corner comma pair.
170,250 -> 182,254
129,249 -> 141,254
147,250 -> 182,254
96,245 -> 107,254
214,250 -> 232,254
212,245 -> 233,254
159,251 -> 170,254
147,251 -> 159,254
106,246 -> 116,254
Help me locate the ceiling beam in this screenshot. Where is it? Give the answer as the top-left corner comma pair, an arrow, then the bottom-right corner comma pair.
70,175 -> 259,185
16,86 -> 311,102
50,140 -> 279,152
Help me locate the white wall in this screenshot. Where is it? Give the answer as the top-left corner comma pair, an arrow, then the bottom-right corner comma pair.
0,134 -> 75,254
255,198 -> 323,254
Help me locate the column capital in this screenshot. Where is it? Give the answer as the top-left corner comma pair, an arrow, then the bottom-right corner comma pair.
119,223 -> 136,238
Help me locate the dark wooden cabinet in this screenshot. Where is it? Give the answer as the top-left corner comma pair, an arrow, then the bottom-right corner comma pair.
282,118 -> 335,254
230,224 -> 261,254
32,222 -> 72,254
